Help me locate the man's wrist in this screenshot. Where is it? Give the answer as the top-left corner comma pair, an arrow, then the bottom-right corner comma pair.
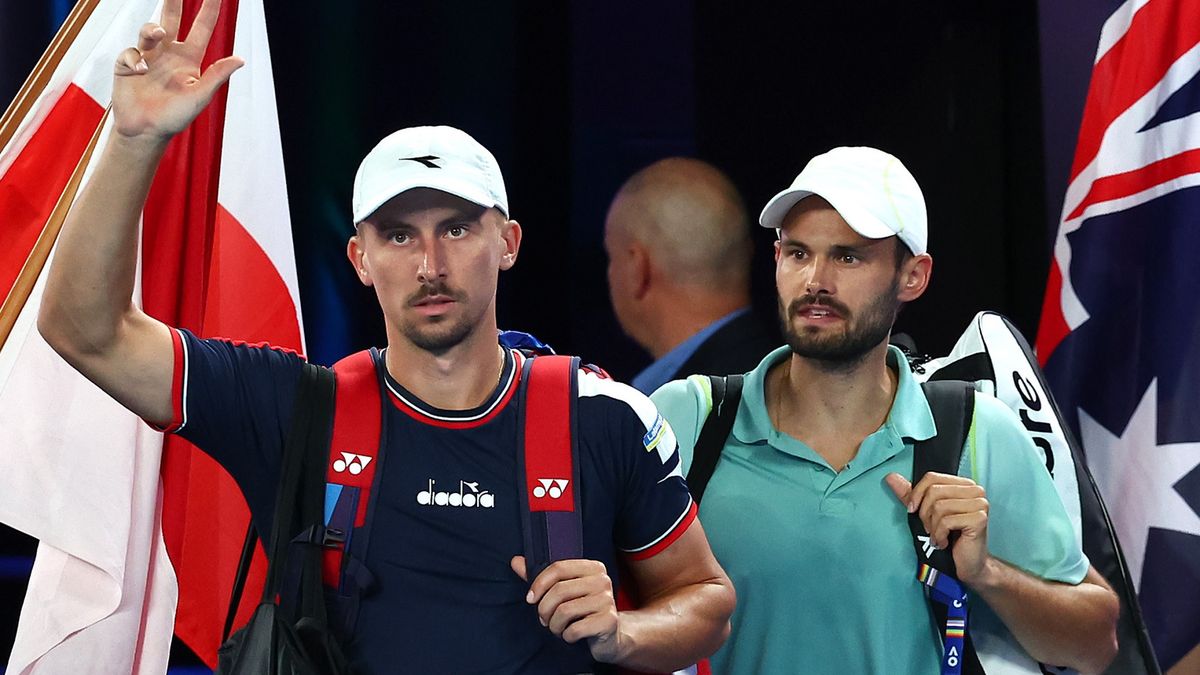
965,555 -> 1005,593
109,130 -> 172,157
593,613 -> 632,665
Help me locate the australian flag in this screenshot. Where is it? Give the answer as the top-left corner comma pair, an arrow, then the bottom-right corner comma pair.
1037,0 -> 1200,671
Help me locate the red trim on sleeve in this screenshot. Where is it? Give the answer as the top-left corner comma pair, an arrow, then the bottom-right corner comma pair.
147,328 -> 187,433
208,336 -> 304,360
624,500 -> 698,561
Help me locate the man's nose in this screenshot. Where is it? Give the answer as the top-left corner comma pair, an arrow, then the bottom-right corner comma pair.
803,258 -> 833,295
417,239 -> 447,283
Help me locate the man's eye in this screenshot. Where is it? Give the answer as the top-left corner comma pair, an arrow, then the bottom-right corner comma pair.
447,225 -> 468,238
839,254 -> 859,264
390,232 -> 410,244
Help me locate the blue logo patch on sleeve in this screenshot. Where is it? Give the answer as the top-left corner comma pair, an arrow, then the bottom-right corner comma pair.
643,414 -> 666,452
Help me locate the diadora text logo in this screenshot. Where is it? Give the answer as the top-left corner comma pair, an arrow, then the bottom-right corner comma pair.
417,479 -> 495,508
532,478 -> 569,500
332,452 -> 373,475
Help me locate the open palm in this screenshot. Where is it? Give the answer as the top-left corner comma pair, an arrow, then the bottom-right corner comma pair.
111,0 -> 243,141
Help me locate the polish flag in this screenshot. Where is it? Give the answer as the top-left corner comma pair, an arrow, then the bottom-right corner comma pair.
0,0 -> 302,671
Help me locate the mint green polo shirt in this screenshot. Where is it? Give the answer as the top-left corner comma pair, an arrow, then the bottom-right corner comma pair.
652,346 -> 1089,675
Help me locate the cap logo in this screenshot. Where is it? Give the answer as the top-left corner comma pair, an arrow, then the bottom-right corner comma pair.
401,155 -> 441,168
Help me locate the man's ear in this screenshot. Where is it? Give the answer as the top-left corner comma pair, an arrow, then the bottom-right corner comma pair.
499,218 -> 522,271
347,234 -> 374,287
897,253 -> 932,302
630,243 -> 652,301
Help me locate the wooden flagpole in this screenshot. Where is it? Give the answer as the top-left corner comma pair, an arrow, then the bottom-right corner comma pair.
0,0 -> 102,153
0,109 -> 110,350
0,0 -> 108,351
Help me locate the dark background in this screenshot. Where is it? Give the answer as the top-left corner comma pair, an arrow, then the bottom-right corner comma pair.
1,0 -> 1120,671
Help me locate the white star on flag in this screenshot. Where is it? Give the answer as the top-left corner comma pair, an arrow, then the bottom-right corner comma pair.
1080,379 -> 1200,591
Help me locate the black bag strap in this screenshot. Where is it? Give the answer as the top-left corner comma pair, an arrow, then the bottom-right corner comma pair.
914,380 -> 984,675
686,374 -> 743,504
221,523 -> 258,642
291,364 -> 338,625
912,381 -> 974,573
222,362 -> 335,637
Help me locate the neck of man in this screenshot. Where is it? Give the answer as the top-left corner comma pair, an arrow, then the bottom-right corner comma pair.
640,286 -> 749,359
383,316 -> 506,411
767,339 -> 898,470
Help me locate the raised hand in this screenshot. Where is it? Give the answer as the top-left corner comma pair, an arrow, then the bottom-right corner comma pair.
511,555 -> 625,664
111,0 -> 243,142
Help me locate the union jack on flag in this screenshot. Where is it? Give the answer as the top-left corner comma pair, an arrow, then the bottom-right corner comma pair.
1037,0 -> 1200,670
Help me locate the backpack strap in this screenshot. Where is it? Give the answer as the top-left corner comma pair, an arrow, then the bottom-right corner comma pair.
293,349 -> 387,642
517,354 -> 583,581
322,350 -> 383,590
222,362 -> 334,638
686,374 -> 743,504
914,381 -> 983,675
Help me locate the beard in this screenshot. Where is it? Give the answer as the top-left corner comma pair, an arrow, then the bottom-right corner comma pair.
779,277 -> 901,369
399,282 -> 478,355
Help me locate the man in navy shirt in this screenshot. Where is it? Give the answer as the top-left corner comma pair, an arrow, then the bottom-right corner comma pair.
35,0 -> 735,672
603,158 -> 777,394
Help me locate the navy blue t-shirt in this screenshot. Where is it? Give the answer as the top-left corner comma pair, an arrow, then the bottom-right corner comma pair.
163,329 -> 695,674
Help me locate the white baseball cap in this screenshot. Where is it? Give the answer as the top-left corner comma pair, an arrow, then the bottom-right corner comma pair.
352,125 -> 510,224
758,146 -> 927,255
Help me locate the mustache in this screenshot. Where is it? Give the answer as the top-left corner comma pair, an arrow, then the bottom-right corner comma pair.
407,282 -> 464,306
786,295 -> 849,318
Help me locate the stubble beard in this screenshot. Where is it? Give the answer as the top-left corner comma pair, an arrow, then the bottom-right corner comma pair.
400,282 -> 479,356
779,277 -> 901,371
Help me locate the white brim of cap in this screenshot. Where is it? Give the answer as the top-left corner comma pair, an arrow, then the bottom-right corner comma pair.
353,171 -> 502,224
758,187 -> 903,242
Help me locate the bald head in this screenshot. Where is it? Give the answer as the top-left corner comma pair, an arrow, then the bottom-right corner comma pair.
605,158 -> 751,289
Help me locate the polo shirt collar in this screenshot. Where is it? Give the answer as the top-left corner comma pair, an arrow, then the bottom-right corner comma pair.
731,344 -> 937,448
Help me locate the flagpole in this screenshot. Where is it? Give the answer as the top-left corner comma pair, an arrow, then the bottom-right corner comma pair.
0,108 -> 109,350
0,0 -> 102,155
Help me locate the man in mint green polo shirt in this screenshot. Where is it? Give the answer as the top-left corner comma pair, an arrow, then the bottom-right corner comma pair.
651,147 -> 1119,675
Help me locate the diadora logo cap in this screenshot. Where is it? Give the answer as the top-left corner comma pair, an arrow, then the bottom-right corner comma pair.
352,125 -> 510,224
758,146 -> 928,255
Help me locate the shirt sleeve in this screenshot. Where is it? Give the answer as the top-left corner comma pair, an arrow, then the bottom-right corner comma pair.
159,328 -> 306,520
578,371 -> 697,560
963,392 -> 1090,585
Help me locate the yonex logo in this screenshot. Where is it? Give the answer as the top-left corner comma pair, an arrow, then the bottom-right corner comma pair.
417,479 -> 495,508
401,155 -> 441,168
332,452 -> 373,475
918,535 -> 936,558
532,478 -> 569,499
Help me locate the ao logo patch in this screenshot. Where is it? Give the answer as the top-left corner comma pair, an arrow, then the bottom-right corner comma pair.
332,452 -> 373,475
532,478 -> 569,499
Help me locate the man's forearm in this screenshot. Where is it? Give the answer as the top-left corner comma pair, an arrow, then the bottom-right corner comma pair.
38,133 -> 168,357
610,577 -> 734,673
970,560 -> 1118,673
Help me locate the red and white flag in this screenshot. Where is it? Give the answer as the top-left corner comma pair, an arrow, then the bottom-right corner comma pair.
0,0 -> 302,671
